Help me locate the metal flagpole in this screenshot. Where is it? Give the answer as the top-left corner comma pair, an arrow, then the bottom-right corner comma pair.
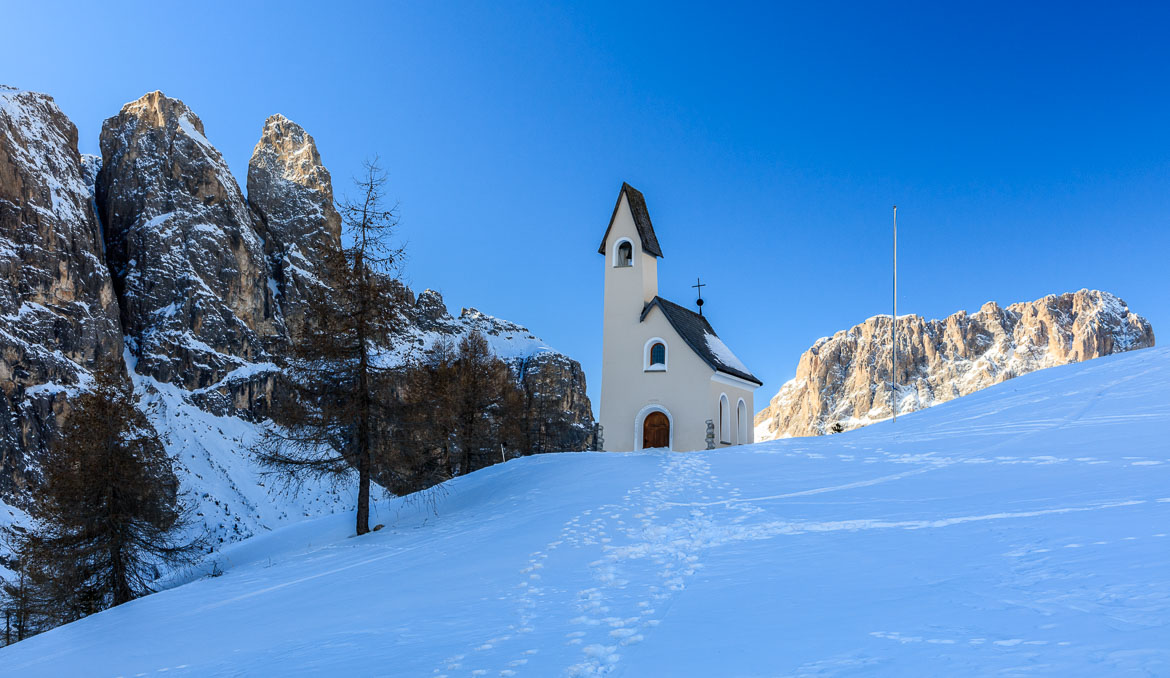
892,205 -> 897,424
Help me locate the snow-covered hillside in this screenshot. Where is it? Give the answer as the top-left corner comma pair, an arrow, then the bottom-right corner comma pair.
3,347 -> 1168,677
122,301 -> 584,552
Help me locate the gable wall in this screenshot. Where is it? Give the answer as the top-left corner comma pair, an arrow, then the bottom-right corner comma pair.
599,192 -> 756,451
602,306 -> 755,451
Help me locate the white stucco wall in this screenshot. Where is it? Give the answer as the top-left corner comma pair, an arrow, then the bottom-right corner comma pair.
599,192 -> 756,452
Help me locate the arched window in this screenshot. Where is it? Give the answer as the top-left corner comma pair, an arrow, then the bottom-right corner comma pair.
615,240 -> 633,267
643,338 -> 667,371
719,393 -> 731,444
737,398 -> 748,445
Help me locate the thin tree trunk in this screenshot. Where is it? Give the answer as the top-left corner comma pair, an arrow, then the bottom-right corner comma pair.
356,345 -> 370,536
356,349 -> 371,535
108,476 -> 132,606
355,249 -> 371,536
357,450 -> 370,534
15,569 -> 25,641
111,543 -> 131,606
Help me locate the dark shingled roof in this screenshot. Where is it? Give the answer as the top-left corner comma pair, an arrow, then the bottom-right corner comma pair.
597,182 -> 663,258
640,296 -> 763,386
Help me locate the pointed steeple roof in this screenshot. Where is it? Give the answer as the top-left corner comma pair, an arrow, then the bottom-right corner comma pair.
597,182 -> 663,258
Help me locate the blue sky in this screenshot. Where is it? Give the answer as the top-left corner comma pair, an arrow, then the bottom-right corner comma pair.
8,1 -> 1169,414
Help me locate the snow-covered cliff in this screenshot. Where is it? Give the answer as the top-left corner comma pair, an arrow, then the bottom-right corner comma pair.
0,86 -> 594,553
0,86 -> 122,495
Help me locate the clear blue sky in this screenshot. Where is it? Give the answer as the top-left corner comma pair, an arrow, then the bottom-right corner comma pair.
9,1 -> 1169,414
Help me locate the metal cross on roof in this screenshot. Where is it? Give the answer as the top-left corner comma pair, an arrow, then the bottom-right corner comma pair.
693,277 -> 706,315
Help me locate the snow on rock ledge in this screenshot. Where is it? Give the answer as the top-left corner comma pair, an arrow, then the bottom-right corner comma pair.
0,85 -> 123,497
97,91 -> 281,390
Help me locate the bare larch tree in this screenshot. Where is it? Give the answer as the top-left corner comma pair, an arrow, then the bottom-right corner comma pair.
392,331 -> 529,486
257,159 -> 406,535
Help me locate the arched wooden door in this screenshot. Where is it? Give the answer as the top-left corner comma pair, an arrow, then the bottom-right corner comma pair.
643,411 -> 670,449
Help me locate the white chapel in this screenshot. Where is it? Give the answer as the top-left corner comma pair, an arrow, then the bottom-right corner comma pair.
598,182 -> 763,452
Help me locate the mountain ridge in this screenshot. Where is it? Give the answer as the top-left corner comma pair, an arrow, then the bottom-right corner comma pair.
0,86 -> 594,555
755,289 -> 1154,440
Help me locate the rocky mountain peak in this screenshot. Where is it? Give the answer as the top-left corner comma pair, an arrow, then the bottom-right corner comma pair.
755,289 -> 1154,440
459,307 -> 531,338
97,91 -> 280,389
247,113 -> 341,338
978,300 -> 1001,315
413,289 -> 458,332
248,114 -> 340,234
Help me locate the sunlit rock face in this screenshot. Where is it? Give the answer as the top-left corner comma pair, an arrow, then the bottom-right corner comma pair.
0,85 -> 596,521
97,91 -> 281,390
755,290 -> 1155,440
0,86 -> 123,497
247,114 -> 342,340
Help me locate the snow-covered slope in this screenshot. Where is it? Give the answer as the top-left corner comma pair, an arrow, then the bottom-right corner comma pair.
127,354 -> 356,550
3,348 -> 1168,676
125,296 -> 590,550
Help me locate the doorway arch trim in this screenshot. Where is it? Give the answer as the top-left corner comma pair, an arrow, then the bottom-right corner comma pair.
634,404 -> 674,451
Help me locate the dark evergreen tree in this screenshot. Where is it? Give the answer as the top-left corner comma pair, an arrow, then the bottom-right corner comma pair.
391,338 -> 460,492
1,368 -> 195,638
0,554 -> 38,645
451,331 -> 507,474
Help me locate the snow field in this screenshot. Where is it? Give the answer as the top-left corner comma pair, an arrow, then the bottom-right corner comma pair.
1,347 -> 1168,676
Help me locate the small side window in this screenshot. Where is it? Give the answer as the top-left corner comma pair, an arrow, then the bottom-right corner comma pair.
644,338 -> 667,371
737,398 -> 748,445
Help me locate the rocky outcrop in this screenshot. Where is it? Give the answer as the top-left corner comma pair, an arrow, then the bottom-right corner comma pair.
396,288 -> 595,452
515,352 -> 594,452
96,91 -> 280,390
755,290 -> 1154,439
247,114 -> 341,339
413,288 -> 464,334
1,85 -> 595,517
0,87 -> 123,497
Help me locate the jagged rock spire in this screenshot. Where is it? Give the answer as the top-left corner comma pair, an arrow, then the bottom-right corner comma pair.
97,91 -> 281,389
247,113 -> 342,338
